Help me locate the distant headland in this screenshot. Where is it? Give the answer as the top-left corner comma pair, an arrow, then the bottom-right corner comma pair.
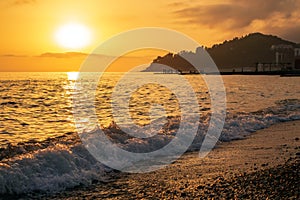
143,32 -> 300,75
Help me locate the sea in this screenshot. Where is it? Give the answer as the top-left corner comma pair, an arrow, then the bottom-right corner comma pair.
0,72 -> 299,196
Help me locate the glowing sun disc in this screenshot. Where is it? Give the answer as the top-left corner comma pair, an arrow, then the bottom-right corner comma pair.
55,23 -> 91,49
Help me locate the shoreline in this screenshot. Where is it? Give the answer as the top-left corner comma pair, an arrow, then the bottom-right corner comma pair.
2,120 -> 298,199
37,120 -> 300,199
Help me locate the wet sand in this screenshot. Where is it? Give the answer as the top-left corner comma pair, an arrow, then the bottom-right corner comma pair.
37,121 -> 300,199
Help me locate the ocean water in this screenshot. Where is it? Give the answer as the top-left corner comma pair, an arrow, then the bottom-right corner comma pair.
0,72 -> 299,195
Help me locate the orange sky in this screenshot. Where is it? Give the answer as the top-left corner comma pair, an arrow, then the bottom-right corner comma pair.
1,0 -> 300,71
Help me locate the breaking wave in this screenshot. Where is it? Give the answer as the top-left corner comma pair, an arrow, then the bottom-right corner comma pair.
0,99 -> 299,195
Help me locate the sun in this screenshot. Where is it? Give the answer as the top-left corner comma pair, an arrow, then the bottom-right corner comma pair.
55,23 -> 92,49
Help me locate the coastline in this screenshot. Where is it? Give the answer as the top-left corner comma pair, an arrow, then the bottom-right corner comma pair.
40,120 -> 300,199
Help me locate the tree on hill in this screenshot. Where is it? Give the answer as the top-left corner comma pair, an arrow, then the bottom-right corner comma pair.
143,32 -> 299,72
207,32 -> 297,69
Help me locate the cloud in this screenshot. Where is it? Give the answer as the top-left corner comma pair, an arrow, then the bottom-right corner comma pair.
12,0 -> 36,6
0,54 -> 28,57
38,52 -> 88,58
243,11 -> 300,43
1,52 -> 155,60
167,1 -> 188,8
37,52 -> 126,60
280,25 -> 300,43
174,0 -> 299,29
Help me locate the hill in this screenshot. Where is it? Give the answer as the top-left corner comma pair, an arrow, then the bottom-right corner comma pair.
207,33 -> 297,69
143,33 -> 299,72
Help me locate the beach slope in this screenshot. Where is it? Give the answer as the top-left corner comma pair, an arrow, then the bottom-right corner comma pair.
44,121 -> 300,199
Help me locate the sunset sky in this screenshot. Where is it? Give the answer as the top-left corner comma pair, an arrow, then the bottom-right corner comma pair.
1,0 -> 300,71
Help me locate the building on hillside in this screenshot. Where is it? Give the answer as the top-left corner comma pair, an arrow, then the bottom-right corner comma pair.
294,47 -> 300,69
271,44 -> 300,70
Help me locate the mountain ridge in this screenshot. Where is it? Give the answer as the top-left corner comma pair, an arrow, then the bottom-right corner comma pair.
143,32 -> 300,72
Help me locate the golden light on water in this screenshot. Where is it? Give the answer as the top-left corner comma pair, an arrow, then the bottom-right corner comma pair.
67,72 -> 79,80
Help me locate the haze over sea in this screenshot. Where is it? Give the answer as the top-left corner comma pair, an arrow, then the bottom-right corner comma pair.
0,72 -> 299,195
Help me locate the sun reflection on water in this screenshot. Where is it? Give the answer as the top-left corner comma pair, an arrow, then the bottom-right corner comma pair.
67,72 -> 79,81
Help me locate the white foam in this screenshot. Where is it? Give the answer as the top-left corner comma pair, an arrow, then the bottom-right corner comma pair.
0,144 -> 111,194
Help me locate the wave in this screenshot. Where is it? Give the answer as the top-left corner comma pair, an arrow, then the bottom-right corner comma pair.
0,98 -> 299,195
0,143 -> 115,195
219,99 -> 300,141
